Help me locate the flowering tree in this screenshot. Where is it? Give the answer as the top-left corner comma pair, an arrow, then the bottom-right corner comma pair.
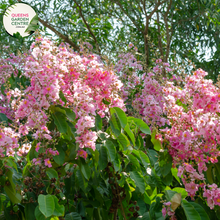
0,36 -> 220,220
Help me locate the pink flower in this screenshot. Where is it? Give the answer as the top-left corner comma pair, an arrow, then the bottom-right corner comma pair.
32,158 -> 42,165
185,182 -> 198,196
44,134 -> 52,140
162,207 -> 167,217
35,142 -> 41,152
77,149 -> 88,160
44,158 -> 52,168
177,166 -> 184,177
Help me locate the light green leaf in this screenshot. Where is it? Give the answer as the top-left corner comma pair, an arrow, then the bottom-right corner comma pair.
52,195 -> 65,216
124,124 -> 135,145
128,117 -> 151,134
172,187 -> 188,199
130,171 -> 145,194
139,151 -> 150,169
151,130 -> 162,151
110,107 -> 127,128
35,206 -> 50,220
117,133 -> 130,149
127,154 -> 141,170
38,195 -> 55,218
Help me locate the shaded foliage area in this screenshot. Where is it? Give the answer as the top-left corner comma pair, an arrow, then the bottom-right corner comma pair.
0,0 -> 220,80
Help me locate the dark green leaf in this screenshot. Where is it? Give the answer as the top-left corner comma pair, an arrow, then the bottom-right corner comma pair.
46,168 -> 58,179
53,146 -> 65,166
65,212 -> 82,220
98,146 -> 108,170
181,200 -> 201,220
52,112 -> 68,133
189,202 -> 210,220
105,140 -> 116,162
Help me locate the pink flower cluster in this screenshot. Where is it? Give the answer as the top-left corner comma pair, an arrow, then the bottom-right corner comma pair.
132,60 -> 170,128
160,68 -> 220,207
1,37 -> 125,163
203,184 -> 220,209
0,128 -> 19,157
162,202 -> 177,220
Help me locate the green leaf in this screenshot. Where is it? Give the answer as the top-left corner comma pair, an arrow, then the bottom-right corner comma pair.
128,117 -> 151,134
117,133 -> 130,149
189,202 -> 210,220
171,167 -> 180,183
181,200 -> 201,220
4,186 -> 21,204
25,14 -> 38,33
65,212 -> 82,220
139,212 -> 151,220
52,195 -> 65,216
52,112 -> 68,133
76,170 -> 86,192
59,91 -> 67,104
53,146 -> 65,166
159,150 -> 172,176
1,84 -> 6,96
151,130 -> 162,151
38,194 -> 55,218
46,168 -> 58,179
165,190 -> 178,201
139,151 -> 150,168
79,159 -> 91,180
147,149 -> 158,166
0,113 -> 8,125
105,140 -> 116,162
110,107 -> 127,128
25,24 -> 39,33
95,114 -> 102,131
102,98 -> 111,105
110,113 -> 121,136
130,171 -> 146,194
206,165 -> 214,184
65,108 -> 76,121
172,187 -> 188,199
25,203 -> 37,220
124,124 -> 135,146
98,146 -> 108,170
28,140 -> 37,162
127,154 -> 141,170
35,206 -> 50,220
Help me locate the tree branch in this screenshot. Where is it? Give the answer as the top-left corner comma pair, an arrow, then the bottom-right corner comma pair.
72,0 -> 100,53
156,11 -> 164,60
110,0 -> 144,34
38,17 -> 79,51
164,0 -> 173,61
147,0 -> 167,19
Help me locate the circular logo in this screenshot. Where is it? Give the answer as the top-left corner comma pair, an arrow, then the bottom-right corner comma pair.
3,3 -> 38,37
